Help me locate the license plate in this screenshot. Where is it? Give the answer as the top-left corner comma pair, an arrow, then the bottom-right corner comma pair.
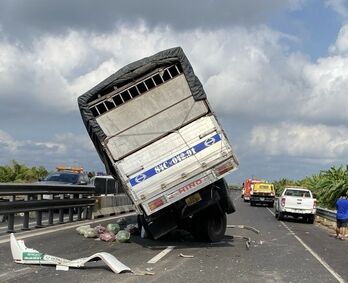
185,193 -> 202,206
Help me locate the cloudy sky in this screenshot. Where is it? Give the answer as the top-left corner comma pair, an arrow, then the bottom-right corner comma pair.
1,0 -> 348,183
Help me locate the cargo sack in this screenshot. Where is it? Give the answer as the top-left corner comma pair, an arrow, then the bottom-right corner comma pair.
76,225 -> 91,235
116,217 -> 127,228
116,230 -> 131,243
95,224 -> 106,234
84,228 -> 98,238
99,231 -> 115,242
125,224 -> 139,235
106,223 -> 120,234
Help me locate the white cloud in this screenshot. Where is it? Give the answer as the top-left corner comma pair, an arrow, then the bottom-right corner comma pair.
250,123 -> 348,160
2,22 -> 348,169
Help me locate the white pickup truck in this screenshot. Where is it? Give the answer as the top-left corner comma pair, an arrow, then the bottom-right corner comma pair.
274,187 -> 317,223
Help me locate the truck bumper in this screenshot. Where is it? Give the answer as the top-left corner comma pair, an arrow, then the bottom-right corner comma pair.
250,196 -> 274,203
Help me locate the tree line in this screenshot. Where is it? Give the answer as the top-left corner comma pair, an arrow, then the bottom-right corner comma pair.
0,160 -> 48,183
273,166 -> 348,209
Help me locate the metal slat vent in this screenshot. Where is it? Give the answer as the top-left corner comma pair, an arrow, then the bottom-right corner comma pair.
89,64 -> 183,118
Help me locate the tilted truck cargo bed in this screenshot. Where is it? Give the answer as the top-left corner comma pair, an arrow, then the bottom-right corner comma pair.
78,47 -> 239,233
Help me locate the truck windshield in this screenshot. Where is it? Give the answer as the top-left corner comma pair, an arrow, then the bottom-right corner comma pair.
285,190 -> 310,197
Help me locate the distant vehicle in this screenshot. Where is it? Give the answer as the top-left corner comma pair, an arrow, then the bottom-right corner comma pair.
242,179 -> 263,202
40,166 -> 90,185
274,187 -> 317,223
40,166 -> 90,200
250,182 -> 275,207
90,175 -> 124,195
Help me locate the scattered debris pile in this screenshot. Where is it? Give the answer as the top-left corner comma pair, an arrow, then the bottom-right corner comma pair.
76,218 -> 139,243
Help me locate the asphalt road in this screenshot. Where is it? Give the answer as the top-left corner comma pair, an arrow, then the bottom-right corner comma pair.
0,190 -> 347,283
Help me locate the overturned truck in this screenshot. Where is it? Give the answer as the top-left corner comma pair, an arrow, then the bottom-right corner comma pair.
78,47 -> 239,242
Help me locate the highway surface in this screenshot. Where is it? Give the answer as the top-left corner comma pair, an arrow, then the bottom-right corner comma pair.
0,190 -> 347,283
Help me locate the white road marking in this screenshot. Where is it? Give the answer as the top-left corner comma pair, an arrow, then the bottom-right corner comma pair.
0,212 -> 135,245
0,267 -> 32,279
147,246 -> 175,264
266,208 -> 345,283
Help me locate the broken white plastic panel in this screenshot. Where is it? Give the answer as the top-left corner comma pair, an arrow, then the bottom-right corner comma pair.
10,233 -> 131,274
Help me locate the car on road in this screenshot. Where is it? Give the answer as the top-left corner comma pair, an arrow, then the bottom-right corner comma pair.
274,187 -> 317,223
40,166 -> 90,200
40,166 -> 90,186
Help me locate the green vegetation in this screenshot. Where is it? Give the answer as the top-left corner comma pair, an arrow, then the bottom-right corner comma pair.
0,160 -> 48,183
1,161 -> 347,209
273,166 -> 348,209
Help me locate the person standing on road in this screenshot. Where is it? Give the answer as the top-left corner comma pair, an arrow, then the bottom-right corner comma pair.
335,192 -> 348,240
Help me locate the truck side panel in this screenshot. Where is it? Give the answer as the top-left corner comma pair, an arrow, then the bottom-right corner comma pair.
113,115 -> 237,214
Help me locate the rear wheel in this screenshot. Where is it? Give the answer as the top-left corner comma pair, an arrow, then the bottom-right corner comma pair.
306,215 -> 315,224
191,206 -> 226,242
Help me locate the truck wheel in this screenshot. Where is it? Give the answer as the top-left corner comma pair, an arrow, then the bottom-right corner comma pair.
250,201 -> 254,206
268,203 -> 274,208
306,215 -> 315,224
215,178 -> 235,214
274,210 -> 278,218
192,206 -> 227,242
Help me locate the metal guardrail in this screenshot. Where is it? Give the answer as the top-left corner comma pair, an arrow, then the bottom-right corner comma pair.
316,207 -> 336,221
0,183 -> 96,233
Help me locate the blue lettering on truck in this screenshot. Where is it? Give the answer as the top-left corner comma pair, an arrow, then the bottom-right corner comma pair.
129,133 -> 222,187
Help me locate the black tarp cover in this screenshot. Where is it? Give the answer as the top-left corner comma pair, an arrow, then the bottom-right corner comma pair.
78,47 -> 207,176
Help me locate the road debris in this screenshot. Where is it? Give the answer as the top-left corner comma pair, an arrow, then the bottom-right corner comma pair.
226,224 -> 260,234
132,268 -> 155,276
116,230 -> 131,243
179,253 -> 194,258
226,224 -> 260,249
10,233 -> 131,274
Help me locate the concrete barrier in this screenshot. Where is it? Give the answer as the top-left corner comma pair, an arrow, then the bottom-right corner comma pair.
93,194 -> 135,218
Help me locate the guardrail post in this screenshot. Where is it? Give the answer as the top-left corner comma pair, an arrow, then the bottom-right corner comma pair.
58,194 -> 64,224
35,195 -> 44,228
22,212 -> 30,231
68,194 -> 74,222
87,206 -> 93,219
58,209 -> 64,224
7,213 -> 15,233
35,211 -> 44,228
77,207 -> 82,220
77,194 -> 82,220
48,209 -> 54,225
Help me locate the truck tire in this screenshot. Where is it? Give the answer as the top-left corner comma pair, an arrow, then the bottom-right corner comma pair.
192,205 -> 227,242
137,214 -> 153,239
214,178 -> 235,214
305,215 -> 315,224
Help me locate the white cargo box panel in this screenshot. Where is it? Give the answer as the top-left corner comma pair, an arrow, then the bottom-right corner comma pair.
96,74 -> 209,160
115,115 -> 238,203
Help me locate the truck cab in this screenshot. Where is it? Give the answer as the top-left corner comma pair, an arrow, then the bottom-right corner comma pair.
250,182 -> 275,207
243,179 -> 262,202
